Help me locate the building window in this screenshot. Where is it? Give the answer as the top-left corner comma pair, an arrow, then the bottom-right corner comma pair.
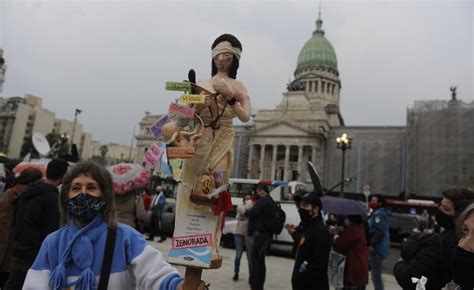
289,146 -> 298,162
315,81 -> 318,92
308,81 -> 312,92
276,146 -> 285,161
322,81 -> 325,93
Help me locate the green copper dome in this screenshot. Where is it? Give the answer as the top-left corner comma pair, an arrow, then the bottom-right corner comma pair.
296,16 -> 338,72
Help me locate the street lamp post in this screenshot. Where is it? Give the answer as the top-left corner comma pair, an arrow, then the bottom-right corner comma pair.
71,109 -> 82,146
336,133 -> 352,196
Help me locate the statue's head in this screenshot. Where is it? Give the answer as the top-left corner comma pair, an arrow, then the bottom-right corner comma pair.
211,34 -> 242,79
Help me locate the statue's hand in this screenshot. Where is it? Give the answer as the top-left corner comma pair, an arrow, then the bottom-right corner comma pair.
212,79 -> 233,100
204,95 -> 212,107
235,92 -> 249,103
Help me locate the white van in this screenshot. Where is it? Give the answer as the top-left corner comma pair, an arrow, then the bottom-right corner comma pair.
222,178 -> 308,252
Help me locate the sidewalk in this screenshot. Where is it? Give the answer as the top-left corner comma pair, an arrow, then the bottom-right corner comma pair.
148,238 -> 400,290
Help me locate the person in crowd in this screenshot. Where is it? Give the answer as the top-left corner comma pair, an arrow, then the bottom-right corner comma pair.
232,192 -> 253,281
20,160 -> 196,289
393,188 -> 474,290
327,213 -> 338,227
143,187 -> 152,212
114,189 -> 146,231
245,185 -> 273,290
291,193 -> 331,290
431,215 -> 441,233
420,209 -> 430,232
452,203 -> 474,289
0,168 -> 43,289
366,194 -> 390,290
4,159 -> 69,290
332,215 -> 369,290
286,189 -> 307,257
2,161 -> 17,191
147,186 -> 167,242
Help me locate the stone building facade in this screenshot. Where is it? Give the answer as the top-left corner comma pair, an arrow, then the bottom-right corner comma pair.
237,14 -> 474,197
406,99 -> 474,196
0,95 -> 93,160
247,13 -> 342,184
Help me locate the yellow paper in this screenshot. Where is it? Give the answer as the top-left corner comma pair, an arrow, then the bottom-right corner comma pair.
180,94 -> 206,104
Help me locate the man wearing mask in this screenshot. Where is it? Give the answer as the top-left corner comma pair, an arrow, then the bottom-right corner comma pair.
291,193 -> 331,290
147,186 -> 166,242
4,159 -> 68,290
286,189 -> 307,258
394,188 -> 474,290
245,185 -> 273,290
452,203 -> 474,289
366,194 -> 390,290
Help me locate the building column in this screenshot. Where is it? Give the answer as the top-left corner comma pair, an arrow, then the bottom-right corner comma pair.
304,146 -> 310,182
271,145 -> 278,180
312,145 -> 317,166
298,145 -> 304,182
284,145 -> 290,181
259,145 -> 266,179
247,144 -> 254,178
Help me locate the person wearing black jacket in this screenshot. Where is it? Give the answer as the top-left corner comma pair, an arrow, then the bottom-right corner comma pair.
291,193 -> 331,290
245,185 -> 273,290
393,188 -> 474,290
4,159 -> 68,290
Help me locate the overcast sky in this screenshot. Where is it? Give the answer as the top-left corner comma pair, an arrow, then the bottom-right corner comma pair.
1,0 -> 472,145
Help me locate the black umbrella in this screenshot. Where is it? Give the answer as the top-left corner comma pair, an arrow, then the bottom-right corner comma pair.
308,161 -> 324,196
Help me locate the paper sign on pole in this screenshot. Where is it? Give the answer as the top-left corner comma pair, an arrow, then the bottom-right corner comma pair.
166,82 -> 192,92
150,115 -> 169,139
169,103 -> 195,119
143,151 -> 157,168
143,143 -> 164,168
168,209 -> 218,268
167,147 -> 196,159
168,159 -> 183,182
180,94 -> 206,104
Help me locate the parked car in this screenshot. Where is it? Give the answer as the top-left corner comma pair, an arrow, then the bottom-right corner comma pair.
389,212 -> 420,245
143,200 -> 176,236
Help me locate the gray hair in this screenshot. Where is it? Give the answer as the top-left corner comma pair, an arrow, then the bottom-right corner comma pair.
456,203 -> 474,238
59,160 -> 116,228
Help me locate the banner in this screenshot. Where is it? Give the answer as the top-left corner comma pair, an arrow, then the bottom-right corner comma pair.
180,94 -> 206,104
169,103 -> 195,119
168,209 -> 218,268
166,82 -> 192,92
149,115 -> 169,139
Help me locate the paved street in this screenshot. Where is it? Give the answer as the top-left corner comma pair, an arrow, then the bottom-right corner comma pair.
149,239 -> 401,290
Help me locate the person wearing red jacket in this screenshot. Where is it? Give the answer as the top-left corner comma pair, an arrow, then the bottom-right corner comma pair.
142,189 -> 152,212
332,215 -> 369,290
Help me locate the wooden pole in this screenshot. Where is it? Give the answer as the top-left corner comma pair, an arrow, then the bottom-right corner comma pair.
183,267 -> 202,290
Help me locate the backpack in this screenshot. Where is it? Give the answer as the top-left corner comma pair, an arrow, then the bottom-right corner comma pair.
267,198 -> 286,235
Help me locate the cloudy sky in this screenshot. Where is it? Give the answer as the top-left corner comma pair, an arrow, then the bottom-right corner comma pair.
1,0 -> 472,145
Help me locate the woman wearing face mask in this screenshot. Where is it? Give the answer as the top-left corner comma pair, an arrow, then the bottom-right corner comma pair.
332,215 -> 369,290
451,203 -> 474,289
21,161 -> 192,290
232,193 -> 254,282
394,188 -> 474,290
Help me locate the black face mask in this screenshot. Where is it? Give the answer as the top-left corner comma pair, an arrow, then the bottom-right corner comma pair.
298,208 -> 313,224
66,193 -> 105,224
435,208 -> 455,230
451,246 -> 474,289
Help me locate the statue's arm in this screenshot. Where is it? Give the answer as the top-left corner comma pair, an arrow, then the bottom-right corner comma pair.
231,81 -> 252,122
